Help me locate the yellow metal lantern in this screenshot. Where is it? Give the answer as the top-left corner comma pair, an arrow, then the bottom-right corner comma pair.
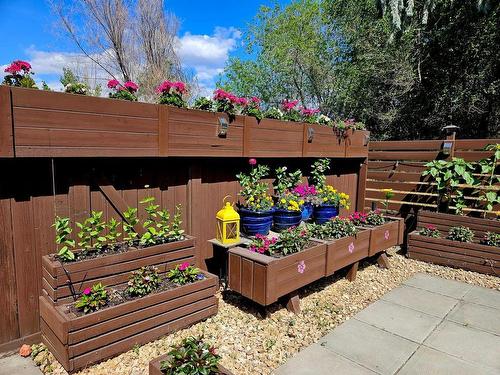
216,198 -> 240,245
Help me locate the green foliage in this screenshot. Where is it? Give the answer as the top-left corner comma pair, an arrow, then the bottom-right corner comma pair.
419,225 -> 441,238
274,167 -> 303,196
270,226 -> 311,256
167,263 -> 204,285
76,211 -> 106,252
106,218 -> 121,244
263,107 -> 283,120
140,197 -> 160,246
123,207 -> 139,244
52,216 -> 75,261
193,97 -> 214,111
307,217 -> 357,240
236,164 -> 274,212
475,144 -> 500,215
41,81 -> 51,91
309,158 -> 330,190
139,198 -> 185,246
159,92 -> 186,107
169,205 -> 185,241
159,337 -> 221,375
109,90 -> 137,101
60,67 -> 88,95
75,283 -> 108,314
447,226 -> 475,243
365,210 -> 386,226
481,231 -> 500,247
126,266 -> 161,297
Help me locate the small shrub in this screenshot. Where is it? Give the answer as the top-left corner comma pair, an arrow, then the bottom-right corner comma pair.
481,231 -> 500,247
3,60 -> 37,88
159,337 -> 221,375
419,224 -> 441,238
193,96 -> 214,111
308,217 -> 358,240
157,80 -> 187,107
107,79 -> 139,101
106,218 -> 122,244
76,211 -> 106,252
52,216 -> 76,261
126,266 -> 161,297
271,226 -> 311,256
75,283 -> 108,314
365,210 -> 385,226
447,226 -> 474,243
167,262 -> 204,285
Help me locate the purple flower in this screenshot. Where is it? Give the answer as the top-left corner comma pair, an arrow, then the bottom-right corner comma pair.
83,287 -> 92,295
297,261 -> 306,274
196,274 -> 205,280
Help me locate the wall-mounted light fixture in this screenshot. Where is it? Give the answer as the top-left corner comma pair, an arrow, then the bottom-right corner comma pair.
218,117 -> 229,138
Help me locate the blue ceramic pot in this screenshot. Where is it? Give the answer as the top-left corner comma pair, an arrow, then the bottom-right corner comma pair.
313,205 -> 339,224
301,203 -> 314,221
239,207 -> 274,236
273,209 -> 302,232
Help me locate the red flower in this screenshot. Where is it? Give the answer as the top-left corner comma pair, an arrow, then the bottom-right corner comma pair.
4,62 -> 21,74
250,96 -> 261,104
237,97 -> 248,106
156,80 -> 173,94
249,158 -> 257,165
83,287 -> 92,295
15,60 -> 31,72
173,81 -> 186,94
107,79 -> 120,89
282,99 -> 299,111
124,80 -> 139,93
178,262 -> 190,271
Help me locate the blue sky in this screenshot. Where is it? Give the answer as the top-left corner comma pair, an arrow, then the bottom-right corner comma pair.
0,0 -> 289,94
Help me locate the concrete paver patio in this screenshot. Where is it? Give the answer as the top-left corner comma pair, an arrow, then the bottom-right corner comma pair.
275,273 -> 500,375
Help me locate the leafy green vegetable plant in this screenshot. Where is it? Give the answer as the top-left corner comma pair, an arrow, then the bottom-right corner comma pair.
159,337 -> 221,375
75,283 -> 108,314
126,266 -> 161,297
167,262 -> 204,285
447,226 -> 474,243
53,216 -> 76,261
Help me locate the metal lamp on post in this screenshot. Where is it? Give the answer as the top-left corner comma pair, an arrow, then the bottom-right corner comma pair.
441,125 -> 459,156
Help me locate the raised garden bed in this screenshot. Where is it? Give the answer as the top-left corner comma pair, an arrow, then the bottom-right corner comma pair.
42,236 -> 196,305
40,271 -> 218,373
243,117 -> 304,157
302,123 -> 345,157
365,216 -> 404,256
227,242 -> 326,310
345,129 -> 370,158
167,107 -> 244,157
149,354 -> 233,375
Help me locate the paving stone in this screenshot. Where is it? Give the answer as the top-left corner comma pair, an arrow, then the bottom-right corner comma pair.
447,301 -> 500,335
354,300 -> 441,343
381,285 -> 457,318
403,273 -> 472,299
0,355 -> 42,375
462,285 -> 500,310
320,318 -> 418,375
274,343 -> 377,375
397,346 -> 497,375
424,321 -> 500,371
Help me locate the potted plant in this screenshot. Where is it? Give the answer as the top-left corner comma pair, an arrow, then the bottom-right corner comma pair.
107,79 -> 139,101
40,264 -> 218,373
307,217 -> 371,276
149,337 -> 232,375
42,199 -> 196,304
309,159 -> 350,224
236,160 -> 274,236
228,226 -> 326,310
272,167 -> 304,231
293,184 -> 319,221
3,60 -> 37,88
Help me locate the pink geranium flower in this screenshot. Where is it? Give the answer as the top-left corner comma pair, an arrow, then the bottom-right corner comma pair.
83,287 -> 92,295
249,158 -> 257,165
172,81 -> 186,94
107,79 -> 120,89
237,97 -> 248,106
4,62 -> 21,74
124,81 -> 139,93
178,262 -> 190,271
301,108 -> 320,117
282,99 -> 299,111
16,60 -> 31,71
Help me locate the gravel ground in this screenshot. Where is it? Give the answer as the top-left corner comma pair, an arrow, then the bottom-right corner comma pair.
33,248 -> 499,375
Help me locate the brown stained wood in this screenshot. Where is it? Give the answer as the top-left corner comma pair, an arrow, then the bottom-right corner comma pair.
158,105 -> 169,156
0,86 -> 14,157
346,262 -> 359,281
369,140 -> 444,151
285,292 -> 301,314
323,229 -> 371,276
376,253 -> 390,269
241,258 -> 254,299
356,161 -> 367,211
228,253 -> 242,293
302,123 -> 345,157
366,218 -> 404,256
345,130 -> 370,158
368,151 -> 442,161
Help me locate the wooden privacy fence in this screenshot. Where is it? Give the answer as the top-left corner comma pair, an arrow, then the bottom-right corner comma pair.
365,137 -> 500,219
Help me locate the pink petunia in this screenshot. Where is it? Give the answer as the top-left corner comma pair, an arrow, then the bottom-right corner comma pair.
83,287 -> 92,296
107,79 -> 120,89
124,81 -> 139,93
249,158 -> 257,165
178,262 -> 190,271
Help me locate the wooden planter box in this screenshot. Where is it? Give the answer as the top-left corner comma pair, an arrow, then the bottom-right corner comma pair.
365,217 -> 404,256
166,107 -> 244,157
302,123 -> 345,157
243,117 -> 304,157
149,354 -> 233,375
40,272 -> 219,373
314,228 -> 371,276
345,129 -> 370,158
227,242 -> 326,306
6,86 -> 160,157
408,232 -> 499,276
42,236 -> 196,305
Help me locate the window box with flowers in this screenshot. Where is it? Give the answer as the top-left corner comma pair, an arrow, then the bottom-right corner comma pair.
307,217 -> 371,277
228,226 -> 326,311
339,119 -> 370,158
302,111 -> 345,158
349,210 -> 404,256
40,264 -> 218,373
42,200 -> 197,305
408,210 -> 499,276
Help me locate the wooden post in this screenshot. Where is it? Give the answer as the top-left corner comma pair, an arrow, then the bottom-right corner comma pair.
285,292 -> 301,314
0,86 -> 14,157
356,161 -> 368,212
376,253 -> 390,269
346,262 -> 359,282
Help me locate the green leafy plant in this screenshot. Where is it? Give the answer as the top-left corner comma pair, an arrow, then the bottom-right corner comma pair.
140,197 -> 160,246
242,97 -> 263,120
126,266 -> 161,297
123,207 -> 139,244
167,262 -> 205,285
168,205 -> 185,241
263,106 -> 283,120
307,217 -> 357,240
419,224 -> 441,238
423,158 -> 476,214
481,231 -> 500,247
75,283 -> 108,314
52,216 -> 76,261
309,158 -> 330,190
193,97 -> 214,111
273,167 -> 303,196
159,336 -> 221,375
365,210 -> 385,226
236,163 -> 274,212
475,144 -> 500,215
447,226 -> 475,243
106,218 -> 122,244
76,211 -> 106,253
271,226 -> 311,256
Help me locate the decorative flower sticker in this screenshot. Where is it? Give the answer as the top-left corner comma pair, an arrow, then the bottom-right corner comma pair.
384,230 -> 390,240
297,261 -> 306,274
348,242 -> 355,253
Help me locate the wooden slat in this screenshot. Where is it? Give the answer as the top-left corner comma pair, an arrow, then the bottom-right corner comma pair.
369,140 -> 444,151
0,86 -> 14,157
368,151 -> 442,161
